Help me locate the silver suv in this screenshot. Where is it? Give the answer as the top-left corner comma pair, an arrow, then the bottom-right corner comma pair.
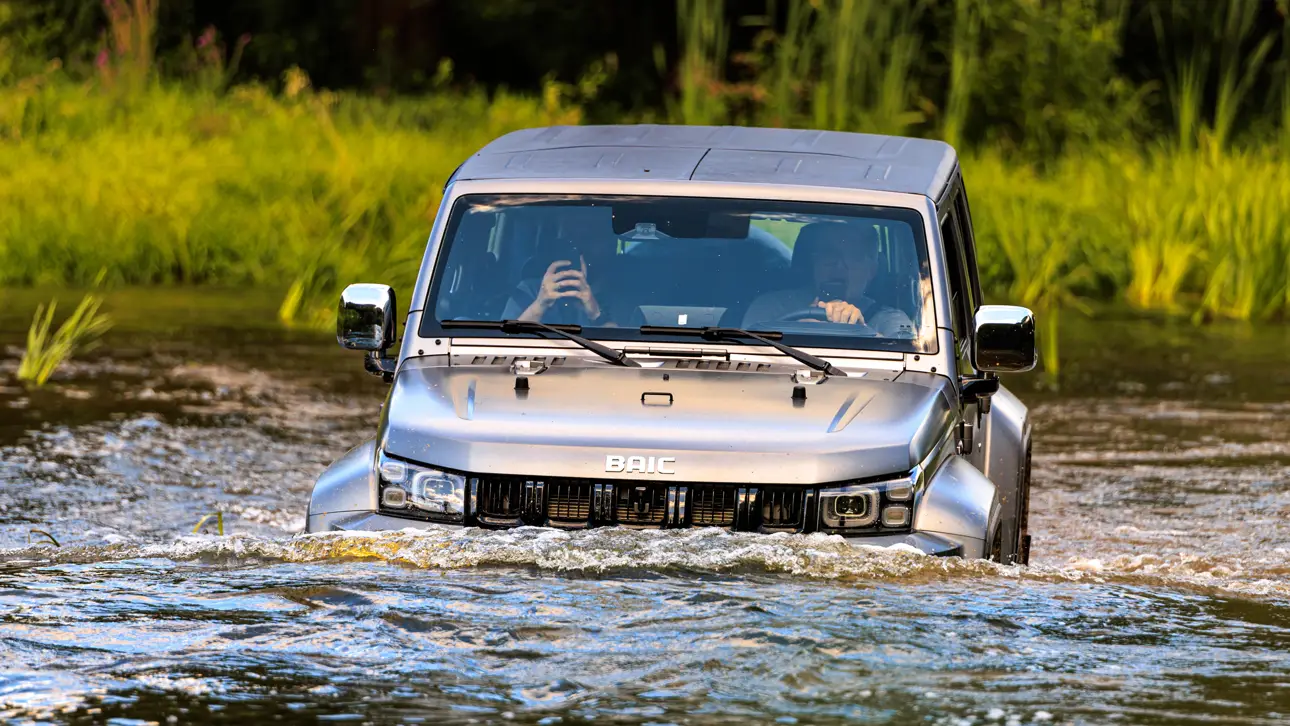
307,125 -> 1037,564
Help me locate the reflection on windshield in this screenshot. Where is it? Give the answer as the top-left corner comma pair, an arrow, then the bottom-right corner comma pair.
428,194 -> 936,353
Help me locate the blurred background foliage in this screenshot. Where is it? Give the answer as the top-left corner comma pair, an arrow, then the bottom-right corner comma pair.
2,0 -> 1290,345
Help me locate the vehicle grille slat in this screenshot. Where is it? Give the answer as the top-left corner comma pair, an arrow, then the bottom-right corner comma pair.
759,487 -> 805,531
546,480 -> 593,524
476,478 -> 525,524
691,486 -> 737,528
614,484 -> 667,526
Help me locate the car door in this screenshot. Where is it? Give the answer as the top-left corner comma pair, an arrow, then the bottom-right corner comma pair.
937,181 -> 987,473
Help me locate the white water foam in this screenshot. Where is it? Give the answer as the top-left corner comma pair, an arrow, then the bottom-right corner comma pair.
5,526 -> 1288,599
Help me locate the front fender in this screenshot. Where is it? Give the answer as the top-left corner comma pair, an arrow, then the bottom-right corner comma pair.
913,455 -> 999,559
983,385 -> 1030,557
306,439 -> 378,533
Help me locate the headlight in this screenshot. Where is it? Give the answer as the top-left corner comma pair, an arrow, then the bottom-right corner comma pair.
820,485 -> 880,528
377,450 -> 466,522
818,472 -> 916,533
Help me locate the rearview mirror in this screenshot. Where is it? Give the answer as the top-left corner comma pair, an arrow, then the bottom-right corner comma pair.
972,305 -> 1036,373
338,283 -> 397,352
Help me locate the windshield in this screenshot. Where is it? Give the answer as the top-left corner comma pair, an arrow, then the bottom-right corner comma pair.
423,194 -> 937,354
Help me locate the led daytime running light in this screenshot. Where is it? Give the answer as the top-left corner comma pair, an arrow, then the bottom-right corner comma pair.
377,451 -> 466,521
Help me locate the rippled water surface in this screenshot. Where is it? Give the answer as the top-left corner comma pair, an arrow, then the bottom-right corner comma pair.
1,292 -> 1289,725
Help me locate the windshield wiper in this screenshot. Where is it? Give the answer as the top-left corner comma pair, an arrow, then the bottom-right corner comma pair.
442,319 -> 640,367
639,326 -> 847,377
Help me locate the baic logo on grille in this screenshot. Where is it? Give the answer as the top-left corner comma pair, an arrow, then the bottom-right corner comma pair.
605,455 -> 675,475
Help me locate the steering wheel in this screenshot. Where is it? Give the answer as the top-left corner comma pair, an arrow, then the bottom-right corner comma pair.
778,307 -> 830,323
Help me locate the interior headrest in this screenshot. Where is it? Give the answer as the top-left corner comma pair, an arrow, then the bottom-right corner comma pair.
790,222 -> 846,282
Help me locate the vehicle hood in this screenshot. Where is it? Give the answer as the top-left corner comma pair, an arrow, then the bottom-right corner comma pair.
382,360 -> 954,485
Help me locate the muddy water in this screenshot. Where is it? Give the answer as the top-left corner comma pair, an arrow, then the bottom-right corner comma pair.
1,291 -> 1288,725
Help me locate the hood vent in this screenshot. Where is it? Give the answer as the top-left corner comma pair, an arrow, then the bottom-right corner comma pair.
456,355 -> 569,367
452,353 -> 771,372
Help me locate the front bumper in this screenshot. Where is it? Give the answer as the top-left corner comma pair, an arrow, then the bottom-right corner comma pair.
307,511 -> 966,557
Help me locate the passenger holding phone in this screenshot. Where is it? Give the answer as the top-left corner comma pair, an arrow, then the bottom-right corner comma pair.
503,236 -> 617,325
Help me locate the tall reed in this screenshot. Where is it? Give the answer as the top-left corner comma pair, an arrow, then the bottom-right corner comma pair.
101,0 -> 158,90
0,78 -> 583,327
966,155 -> 1096,375
1193,156 -> 1290,321
1210,0 -> 1275,155
941,0 -> 980,149
17,292 -> 113,387
1153,0 -> 1277,154
966,148 -> 1290,324
806,0 -> 923,135
1123,158 -> 1202,311
761,0 -> 812,128
1151,4 -> 1204,152
1282,1 -> 1290,153
676,0 -> 728,125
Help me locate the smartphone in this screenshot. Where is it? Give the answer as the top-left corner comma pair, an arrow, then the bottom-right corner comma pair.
539,237 -> 582,268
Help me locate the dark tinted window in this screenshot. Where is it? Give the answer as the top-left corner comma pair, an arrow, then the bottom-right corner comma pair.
953,186 -> 982,310
939,211 -> 972,345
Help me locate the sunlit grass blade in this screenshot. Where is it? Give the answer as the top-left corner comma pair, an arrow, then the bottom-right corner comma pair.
192,512 -> 225,536
16,293 -> 114,388
28,529 -> 60,547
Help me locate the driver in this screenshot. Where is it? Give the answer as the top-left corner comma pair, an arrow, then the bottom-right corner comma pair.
741,221 -> 914,337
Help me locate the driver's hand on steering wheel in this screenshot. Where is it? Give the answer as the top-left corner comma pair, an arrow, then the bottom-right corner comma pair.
813,299 -> 865,325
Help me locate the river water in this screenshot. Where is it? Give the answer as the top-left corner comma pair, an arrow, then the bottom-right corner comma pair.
1,291 -> 1288,725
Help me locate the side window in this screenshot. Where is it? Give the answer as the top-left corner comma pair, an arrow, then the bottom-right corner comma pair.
953,186 -> 983,309
939,204 -> 973,352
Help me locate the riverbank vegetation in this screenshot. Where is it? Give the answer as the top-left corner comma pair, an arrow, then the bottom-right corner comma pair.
2,0 -> 1290,367
16,290 -> 112,386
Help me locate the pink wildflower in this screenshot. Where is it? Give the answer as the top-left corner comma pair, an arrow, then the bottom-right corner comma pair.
197,27 -> 216,49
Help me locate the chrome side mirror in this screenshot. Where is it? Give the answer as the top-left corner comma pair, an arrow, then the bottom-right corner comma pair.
338,283 -> 396,352
972,305 -> 1036,373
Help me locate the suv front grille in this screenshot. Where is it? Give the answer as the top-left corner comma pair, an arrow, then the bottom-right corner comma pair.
462,476 -> 857,535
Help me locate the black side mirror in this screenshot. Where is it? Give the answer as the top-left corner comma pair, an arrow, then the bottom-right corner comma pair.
972,305 -> 1037,373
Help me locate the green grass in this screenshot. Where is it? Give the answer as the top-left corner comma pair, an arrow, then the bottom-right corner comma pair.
2,76 -> 1288,342
0,74 -> 582,327
970,148 -> 1290,323
16,291 -> 113,387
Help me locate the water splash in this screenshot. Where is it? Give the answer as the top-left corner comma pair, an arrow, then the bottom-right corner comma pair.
5,526 -> 1288,601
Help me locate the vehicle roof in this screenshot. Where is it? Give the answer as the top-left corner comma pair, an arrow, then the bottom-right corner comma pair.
455,124 -> 958,199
